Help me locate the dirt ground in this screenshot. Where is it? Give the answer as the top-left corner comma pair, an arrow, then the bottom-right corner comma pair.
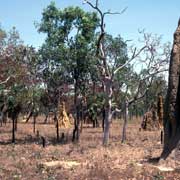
0,117 -> 180,180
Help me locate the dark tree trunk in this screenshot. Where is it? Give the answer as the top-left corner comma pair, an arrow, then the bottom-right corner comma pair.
9,104 -> 21,143
161,20 -> 180,159
0,112 -> 2,126
44,113 -> 48,124
72,80 -> 80,142
93,119 -> 96,128
55,113 -> 59,142
80,118 -> 83,133
80,101 -> 83,133
12,117 -> 15,143
15,118 -> 17,131
33,115 -> 36,133
26,111 -> 33,123
72,105 -> 80,142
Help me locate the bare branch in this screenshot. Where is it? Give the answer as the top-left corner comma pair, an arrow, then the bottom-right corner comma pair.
128,68 -> 168,105
96,0 -> 98,7
128,77 -> 153,105
130,46 -> 147,60
104,7 -> 127,16
113,46 -> 147,75
0,76 -> 12,85
113,58 -> 133,75
112,108 -> 122,117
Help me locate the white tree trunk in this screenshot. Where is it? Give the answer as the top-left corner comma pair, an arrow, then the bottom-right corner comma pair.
122,98 -> 129,143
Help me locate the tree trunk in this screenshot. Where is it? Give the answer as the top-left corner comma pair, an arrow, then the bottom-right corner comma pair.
161,20 -> 180,159
103,78 -> 113,145
44,113 -> 48,124
12,117 -> 15,143
26,111 -> 33,123
55,113 -> 59,142
72,105 -> 80,142
0,112 -> 2,127
93,119 -> 96,128
80,100 -> 85,133
102,106 -> 105,132
33,115 -> 36,133
72,80 -> 80,142
15,118 -> 17,131
122,99 -> 129,143
80,118 -> 83,133
103,106 -> 111,145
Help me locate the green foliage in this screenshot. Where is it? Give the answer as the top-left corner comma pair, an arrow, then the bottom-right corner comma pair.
0,25 -> 40,111
38,3 -> 99,100
87,92 -> 105,120
104,34 -> 128,68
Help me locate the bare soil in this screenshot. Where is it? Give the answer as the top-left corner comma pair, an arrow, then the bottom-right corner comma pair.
0,117 -> 180,180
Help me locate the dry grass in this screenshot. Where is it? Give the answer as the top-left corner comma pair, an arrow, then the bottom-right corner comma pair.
0,117 -> 180,180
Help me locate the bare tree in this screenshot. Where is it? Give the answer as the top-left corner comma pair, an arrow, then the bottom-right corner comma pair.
121,32 -> 170,142
84,0 -> 152,145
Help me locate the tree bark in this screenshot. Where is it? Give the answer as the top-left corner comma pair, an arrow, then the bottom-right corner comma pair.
102,106 -> 105,132
122,98 -> 129,143
33,115 -> 36,133
54,113 -> 59,142
44,112 -> 48,124
161,20 -> 180,159
103,78 -> 113,145
26,111 -> 33,123
72,80 -> 80,142
12,117 -> 15,143
15,118 -> 17,131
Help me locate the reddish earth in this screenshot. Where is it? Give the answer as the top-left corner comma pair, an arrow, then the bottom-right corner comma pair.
0,117 -> 180,180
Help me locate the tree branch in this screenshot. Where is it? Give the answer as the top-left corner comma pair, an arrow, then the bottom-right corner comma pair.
112,107 -> 122,117
113,46 -> 147,75
0,76 -> 13,85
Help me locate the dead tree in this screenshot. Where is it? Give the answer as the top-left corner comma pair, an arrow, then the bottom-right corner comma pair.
161,19 -> 180,159
120,30 -> 170,143
84,0 -> 157,145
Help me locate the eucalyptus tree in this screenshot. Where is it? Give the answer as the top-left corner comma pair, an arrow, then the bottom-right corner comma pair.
38,2 -> 99,142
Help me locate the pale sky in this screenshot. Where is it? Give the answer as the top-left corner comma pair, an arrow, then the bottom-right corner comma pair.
0,0 -> 179,48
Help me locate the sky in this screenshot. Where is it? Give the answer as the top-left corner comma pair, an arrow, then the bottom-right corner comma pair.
0,0 -> 179,49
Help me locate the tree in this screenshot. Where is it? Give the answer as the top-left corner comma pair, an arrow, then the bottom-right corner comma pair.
120,31 -> 170,142
0,26 -> 39,142
38,2 -> 99,142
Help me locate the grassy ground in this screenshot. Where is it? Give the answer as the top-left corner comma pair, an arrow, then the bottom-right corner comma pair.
0,117 -> 180,180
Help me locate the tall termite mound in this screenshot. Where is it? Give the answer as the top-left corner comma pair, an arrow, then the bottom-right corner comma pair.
57,102 -> 73,129
161,19 -> 180,159
157,95 -> 163,128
